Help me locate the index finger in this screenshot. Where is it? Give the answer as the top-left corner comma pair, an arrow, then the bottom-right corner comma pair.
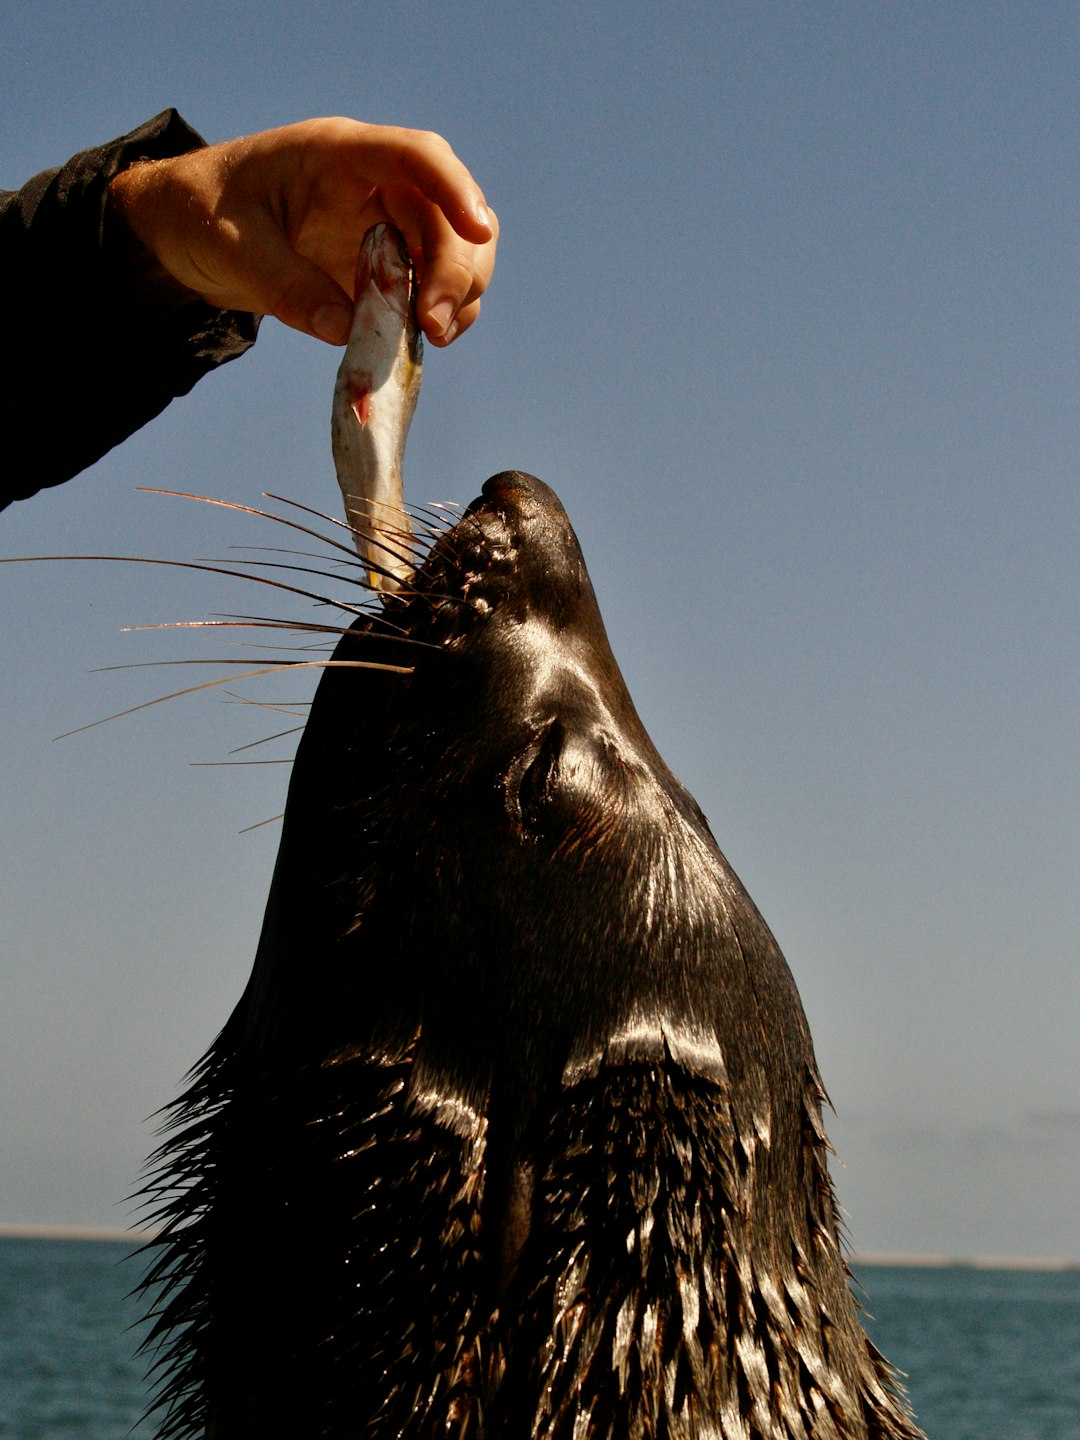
329,122 -> 493,242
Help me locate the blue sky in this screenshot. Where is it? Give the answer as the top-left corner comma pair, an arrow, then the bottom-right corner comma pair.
1,1 -> 1077,1259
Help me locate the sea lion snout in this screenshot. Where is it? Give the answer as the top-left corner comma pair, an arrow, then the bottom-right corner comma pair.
451,470 -> 591,633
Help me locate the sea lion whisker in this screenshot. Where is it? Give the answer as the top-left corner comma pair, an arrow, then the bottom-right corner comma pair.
367,582 -> 480,616
226,544 -> 373,576
219,691 -> 311,716
342,526 -> 421,578
404,502 -> 453,524
407,587 -> 487,614
228,726 -> 307,754
53,658 -> 414,739
210,611 -> 369,633
121,620 -> 353,637
381,534 -> 434,560
0,554 -> 372,616
403,507 -> 457,536
238,813 -> 285,834
264,490 -> 370,534
133,610 -> 448,655
265,491 -> 423,586
137,487 -> 366,564
333,488 -> 415,532
388,507 -> 441,535
200,640 -> 337,655
192,555 -> 378,595
190,758 -> 295,767
87,658 -> 406,675
354,549 -> 420,590
341,511 -> 419,549
288,482 -> 457,569
404,528 -> 448,549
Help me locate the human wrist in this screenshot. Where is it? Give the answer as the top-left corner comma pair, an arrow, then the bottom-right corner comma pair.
106,160 -> 203,314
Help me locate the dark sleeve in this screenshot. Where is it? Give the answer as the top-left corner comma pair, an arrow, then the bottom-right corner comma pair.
0,109 -> 260,509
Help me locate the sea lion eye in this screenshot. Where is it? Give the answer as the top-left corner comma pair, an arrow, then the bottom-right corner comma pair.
508,721 -> 563,834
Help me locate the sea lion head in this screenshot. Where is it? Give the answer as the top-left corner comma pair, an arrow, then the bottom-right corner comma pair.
298,470 -> 797,1133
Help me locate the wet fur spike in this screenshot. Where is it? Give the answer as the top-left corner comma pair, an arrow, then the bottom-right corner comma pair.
137,472 -> 925,1440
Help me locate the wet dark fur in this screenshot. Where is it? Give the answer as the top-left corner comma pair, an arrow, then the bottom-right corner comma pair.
140,472 -> 925,1439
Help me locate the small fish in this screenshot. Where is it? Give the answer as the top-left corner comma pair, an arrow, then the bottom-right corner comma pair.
331,223 -> 423,593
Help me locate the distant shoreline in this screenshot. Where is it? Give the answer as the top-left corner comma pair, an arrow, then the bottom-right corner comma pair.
853,1251 -> 1080,1272
1,1224 -> 1077,1270
0,1223 -> 159,1243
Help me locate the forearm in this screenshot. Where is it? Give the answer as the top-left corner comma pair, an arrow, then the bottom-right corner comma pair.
1,110 -> 258,508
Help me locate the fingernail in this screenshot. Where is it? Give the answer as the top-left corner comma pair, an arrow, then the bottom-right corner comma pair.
442,319 -> 460,344
429,299 -> 455,337
312,302 -> 352,344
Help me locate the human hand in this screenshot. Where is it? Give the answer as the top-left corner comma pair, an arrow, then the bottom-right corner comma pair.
107,118 -> 498,347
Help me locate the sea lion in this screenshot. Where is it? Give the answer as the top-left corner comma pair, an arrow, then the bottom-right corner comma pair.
140,470 -> 925,1440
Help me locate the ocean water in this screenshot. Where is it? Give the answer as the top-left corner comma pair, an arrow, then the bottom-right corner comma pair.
1,1238 -> 1078,1437
0,1238 -> 149,1440
853,1261 -> 1080,1440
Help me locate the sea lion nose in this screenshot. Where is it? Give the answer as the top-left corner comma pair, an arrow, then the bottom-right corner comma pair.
481,470 -> 561,516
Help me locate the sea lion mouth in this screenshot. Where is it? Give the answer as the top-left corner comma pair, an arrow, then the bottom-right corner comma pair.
386,470 -> 593,651
465,470 -> 595,629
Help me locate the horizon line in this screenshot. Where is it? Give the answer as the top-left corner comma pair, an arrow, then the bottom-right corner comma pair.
2,1224 -> 1077,1270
